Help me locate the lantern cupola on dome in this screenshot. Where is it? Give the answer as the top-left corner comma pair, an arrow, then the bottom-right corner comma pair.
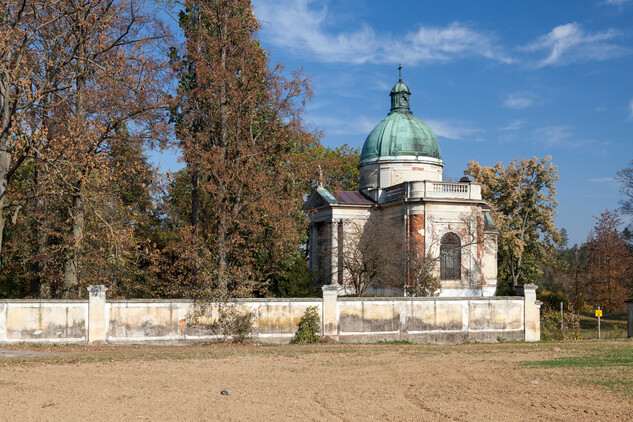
359,66 -> 444,193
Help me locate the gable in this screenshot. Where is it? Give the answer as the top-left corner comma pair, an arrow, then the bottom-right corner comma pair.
304,187 -> 340,211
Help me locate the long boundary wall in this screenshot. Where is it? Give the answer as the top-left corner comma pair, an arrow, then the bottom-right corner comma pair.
0,285 -> 541,344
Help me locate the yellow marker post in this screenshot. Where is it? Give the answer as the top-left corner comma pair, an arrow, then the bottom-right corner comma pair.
596,307 -> 602,340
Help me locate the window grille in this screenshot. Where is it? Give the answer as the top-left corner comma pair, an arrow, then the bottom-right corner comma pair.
440,232 -> 461,280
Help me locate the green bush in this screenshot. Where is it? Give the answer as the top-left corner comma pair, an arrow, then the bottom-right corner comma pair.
541,306 -> 580,341
218,306 -> 254,343
293,306 -> 321,344
537,289 -> 569,310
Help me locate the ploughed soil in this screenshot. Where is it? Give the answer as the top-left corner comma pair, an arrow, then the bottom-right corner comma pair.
0,340 -> 632,421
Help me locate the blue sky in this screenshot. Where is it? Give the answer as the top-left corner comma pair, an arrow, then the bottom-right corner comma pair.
155,0 -> 633,246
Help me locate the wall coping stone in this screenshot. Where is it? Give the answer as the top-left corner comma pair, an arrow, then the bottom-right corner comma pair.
107,298 -> 323,304
0,299 -> 89,304
338,296 -> 524,302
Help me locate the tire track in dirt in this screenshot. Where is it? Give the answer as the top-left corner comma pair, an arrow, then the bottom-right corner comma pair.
312,393 -> 352,422
403,390 -> 464,421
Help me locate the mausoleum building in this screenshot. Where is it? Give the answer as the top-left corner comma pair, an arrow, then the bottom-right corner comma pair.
305,70 -> 499,297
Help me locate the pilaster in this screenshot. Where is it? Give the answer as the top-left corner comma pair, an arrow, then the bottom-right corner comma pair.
87,285 -> 108,343
321,285 -> 339,339
522,284 -> 541,342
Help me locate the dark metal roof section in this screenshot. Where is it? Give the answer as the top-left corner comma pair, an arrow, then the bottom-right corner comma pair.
334,191 -> 375,205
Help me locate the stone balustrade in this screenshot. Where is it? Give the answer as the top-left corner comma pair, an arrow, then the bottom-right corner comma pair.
382,180 -> 482,202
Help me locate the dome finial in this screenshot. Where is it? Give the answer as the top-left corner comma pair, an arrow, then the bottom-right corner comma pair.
398,64 -> 402,82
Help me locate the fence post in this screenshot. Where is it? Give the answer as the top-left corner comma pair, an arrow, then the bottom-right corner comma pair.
522,284 -> 541,342
626,298 -> 633,339
321,285 -> 339,340
87,285 -> 109,343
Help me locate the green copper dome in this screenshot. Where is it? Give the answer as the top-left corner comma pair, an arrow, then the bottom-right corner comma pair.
360,67 -> 442,163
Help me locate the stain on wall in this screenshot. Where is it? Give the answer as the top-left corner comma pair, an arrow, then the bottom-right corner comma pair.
6,304 -> 86,339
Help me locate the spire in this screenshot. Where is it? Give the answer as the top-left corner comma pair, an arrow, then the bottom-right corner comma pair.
317,164 -> 324,189
389,65 -> 411,114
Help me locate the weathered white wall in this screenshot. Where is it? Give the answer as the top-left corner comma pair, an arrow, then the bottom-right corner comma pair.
0,300 -> 88,343
106,299 -> 323,344
336,297 -> 525,343
0,285 -> 541,344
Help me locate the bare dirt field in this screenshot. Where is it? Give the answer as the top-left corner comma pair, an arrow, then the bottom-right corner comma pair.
1,340 -> 632,421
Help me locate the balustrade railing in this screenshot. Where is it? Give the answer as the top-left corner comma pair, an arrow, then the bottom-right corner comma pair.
431,182 -> 469,194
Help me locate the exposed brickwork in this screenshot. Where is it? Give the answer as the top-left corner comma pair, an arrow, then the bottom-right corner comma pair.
408,214 -> 425,287
409,214 -> 425,251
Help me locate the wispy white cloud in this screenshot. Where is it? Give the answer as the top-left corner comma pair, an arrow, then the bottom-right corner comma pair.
588,177 -> 616,182
533,125 -> 593,148
524,23 -> 627,67
499,120 -> 523,131
423,119 -> 483,141
253,0 -> 512,65
629,98 -> 633,119
309,115 -> 378,136
602,0 -> 631,5
595,106 -> 606,112
503,93 -> 533,109
398,23 -> 513,64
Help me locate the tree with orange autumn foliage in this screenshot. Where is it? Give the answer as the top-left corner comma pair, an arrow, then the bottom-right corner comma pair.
0,1 -> 83,263
585,210 -> 632,312
54,0 -> 170,297
0,1 -> 171,297
169,0 -> 317,297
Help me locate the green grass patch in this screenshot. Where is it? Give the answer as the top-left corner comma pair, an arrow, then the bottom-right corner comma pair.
377,339 -> 414,345
525,347 -> 633,368
578,311 -> 628,340
523,342 -> 633,396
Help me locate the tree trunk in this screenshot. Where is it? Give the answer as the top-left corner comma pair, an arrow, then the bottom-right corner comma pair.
190,167 -> 199,289
191,169 -> 199,230
64,189 -> 84,297
29,165 -> 41,297
0,133 -> 10,266
216,14 -> 229,292
512,254 -> 522,288
217,210 -> 227,292
64,30 -> 87,297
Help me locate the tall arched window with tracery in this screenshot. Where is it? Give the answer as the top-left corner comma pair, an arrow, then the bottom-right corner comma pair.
440,232 -> 461,280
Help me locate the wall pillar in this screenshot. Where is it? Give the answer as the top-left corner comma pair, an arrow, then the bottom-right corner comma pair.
322,285 -> 339,340
87,285 -> 108,343
522,284 -> 541,342
0,303 -> 7,342
626,298 -> 633,338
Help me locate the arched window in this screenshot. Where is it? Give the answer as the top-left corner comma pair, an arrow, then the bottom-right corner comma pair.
440,233 -> 461,280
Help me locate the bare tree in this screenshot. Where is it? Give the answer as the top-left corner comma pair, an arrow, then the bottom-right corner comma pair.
420,209 -> 491,292
406,244 -> 441,297
329,214 -> 406,296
